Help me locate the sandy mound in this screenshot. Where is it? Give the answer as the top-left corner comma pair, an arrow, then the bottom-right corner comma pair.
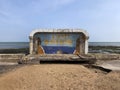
0,65 -> 97,90
95,71 -> 120,90
0,64 -> 120,90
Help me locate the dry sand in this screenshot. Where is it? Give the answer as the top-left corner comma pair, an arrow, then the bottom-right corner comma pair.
95,71 -> 120,90
0,64 -> 120,90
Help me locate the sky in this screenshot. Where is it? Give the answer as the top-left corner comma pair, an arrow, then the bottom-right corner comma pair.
0,0 -> 120,42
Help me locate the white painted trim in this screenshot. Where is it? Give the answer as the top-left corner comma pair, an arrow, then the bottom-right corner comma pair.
85,40 -> 88,54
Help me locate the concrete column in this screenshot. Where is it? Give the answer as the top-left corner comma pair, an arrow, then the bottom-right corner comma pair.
29,36 -> 33,54
79,38 -> 82,54
79,35 -> 85,54
35,39 -> 38,54
85,39 -> 88,54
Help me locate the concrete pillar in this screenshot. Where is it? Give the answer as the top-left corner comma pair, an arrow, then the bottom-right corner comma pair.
29,36 -> 33,54
85,39 -> 88,54
79,38 -> 82,54
79,34 -> 85,54
35,38 -> 38,54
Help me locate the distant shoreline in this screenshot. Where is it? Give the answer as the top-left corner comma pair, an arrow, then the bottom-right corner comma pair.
89,46 -> 120,54
0,42 -> 120,49
0,45 -> 120,54
0,48 -> 29,55
0,42 -> 120,54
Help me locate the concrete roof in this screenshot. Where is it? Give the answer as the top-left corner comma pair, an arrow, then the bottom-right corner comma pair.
29,29 -> 89,39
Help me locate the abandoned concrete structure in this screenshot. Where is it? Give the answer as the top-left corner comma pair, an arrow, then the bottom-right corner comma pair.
29,29 -> 89,55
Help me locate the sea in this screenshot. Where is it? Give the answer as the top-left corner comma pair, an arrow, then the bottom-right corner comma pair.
0,42 -> 29,49
0,42 -> 120,49
89,42 -> 120,47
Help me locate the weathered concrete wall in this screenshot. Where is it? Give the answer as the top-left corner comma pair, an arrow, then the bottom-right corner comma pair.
0,54 -> 25,62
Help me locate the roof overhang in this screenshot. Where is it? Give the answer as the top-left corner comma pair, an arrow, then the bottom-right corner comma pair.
29,29 -> 89,39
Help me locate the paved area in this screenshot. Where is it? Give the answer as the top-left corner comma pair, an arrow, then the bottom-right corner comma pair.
100,60 -> 120,71
0,62 -> 18,65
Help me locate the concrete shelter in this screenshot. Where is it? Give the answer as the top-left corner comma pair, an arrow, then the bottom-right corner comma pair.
29,29 -> 89,55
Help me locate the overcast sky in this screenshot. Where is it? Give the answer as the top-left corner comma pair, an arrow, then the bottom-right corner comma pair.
0,0 -> 120,42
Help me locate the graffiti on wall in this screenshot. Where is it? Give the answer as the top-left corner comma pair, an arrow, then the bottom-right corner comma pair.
34,33 -> 81,54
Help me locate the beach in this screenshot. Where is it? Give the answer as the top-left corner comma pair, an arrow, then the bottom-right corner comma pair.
0,42 -> 120,90
0,64 -> 119,90
0,53 -> 119,90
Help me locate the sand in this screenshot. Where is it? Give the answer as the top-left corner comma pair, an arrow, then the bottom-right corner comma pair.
0,64 -> 120,90
95,71 -> 120,90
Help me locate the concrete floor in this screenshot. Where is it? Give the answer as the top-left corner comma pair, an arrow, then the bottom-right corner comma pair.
100,60 -> 120,71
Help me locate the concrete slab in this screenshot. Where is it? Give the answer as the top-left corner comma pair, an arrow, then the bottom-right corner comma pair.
0,62 -> 18,65
100,60 -> 120,71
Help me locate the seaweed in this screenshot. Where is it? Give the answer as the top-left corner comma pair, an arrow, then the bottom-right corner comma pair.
0,48 -> 29,55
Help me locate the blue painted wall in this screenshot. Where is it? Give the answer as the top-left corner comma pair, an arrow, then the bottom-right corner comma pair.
34,33 -> 80,54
